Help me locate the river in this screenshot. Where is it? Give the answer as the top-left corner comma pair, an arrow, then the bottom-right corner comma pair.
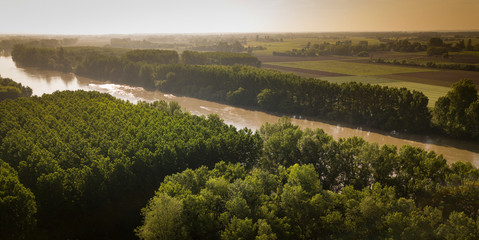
1,56 -> 478,166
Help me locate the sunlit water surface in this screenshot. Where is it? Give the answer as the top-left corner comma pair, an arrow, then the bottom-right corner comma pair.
1,56 -> 478,166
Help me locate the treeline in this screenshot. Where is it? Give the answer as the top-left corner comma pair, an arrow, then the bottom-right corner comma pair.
272,38 -> 479,58
137,118 -> 479,240
0,77 -> 32,101
192,41 -> 246,53
109,38 -> 185,49
273,40 -> 372,57
0,90 -> 261,239
11,45 -> 260,72
11,45 -> 432,133
0,38 -> 77,54
272,39 -> 426,57
154,64 -> 431,132
124,49 -> 179,64
181,50 -> 261,67
370,58 -> 479,72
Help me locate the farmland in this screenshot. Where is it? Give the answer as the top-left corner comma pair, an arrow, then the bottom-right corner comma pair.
251,34 -> 479,108
262,57 -> 474,107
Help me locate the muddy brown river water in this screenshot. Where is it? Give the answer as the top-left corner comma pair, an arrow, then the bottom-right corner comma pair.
1,56 -> 478,166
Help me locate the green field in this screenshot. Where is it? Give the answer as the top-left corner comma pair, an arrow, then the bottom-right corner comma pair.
248,37 -> 380,56
321,75 -> 449,107
269,60 -> 437,76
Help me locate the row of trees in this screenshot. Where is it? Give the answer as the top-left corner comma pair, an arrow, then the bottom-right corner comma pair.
272,39 -> 428,57
11,45 -> 261,72
272,38 -> 479,58
0,38 -> 77,54
153,64 -> 431,132
273,41 -> 373,57
370,58 -> 479,72
137,118 -> 479,239
181,50 -> 261,67
0,90 -> 261,239
192,41 -> 246,53
0,77 -> 32,101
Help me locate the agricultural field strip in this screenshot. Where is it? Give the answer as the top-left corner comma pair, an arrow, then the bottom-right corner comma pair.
268,60 -> 437,76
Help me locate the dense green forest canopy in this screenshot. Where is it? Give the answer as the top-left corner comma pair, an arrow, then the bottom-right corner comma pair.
0,77 -> 32,101
138,161 -> 479,240
0,88 -> 478,239
0,90 -> 261,239
137,118 -> 479,240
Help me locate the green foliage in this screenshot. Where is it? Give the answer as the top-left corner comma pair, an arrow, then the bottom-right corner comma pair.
136,116 -> 479,239
371,57 -> 479,72
0,90 -> 261,239
0,77 -> 32,101
272,39 -> 427,57
436,211 -> 478,240
181,50 -> 261,67
221,217 -> 256,240
0,159 -> 37,240
2,89 -> 478,239
433,79 -> 479,139
427,46 -> 448,56
124,49 -> 179,64
258,118 -> 477,207
357,51 -> 369,57
429,37 -> 444,47
139,157 -> 479,240
136,193 -> 186,240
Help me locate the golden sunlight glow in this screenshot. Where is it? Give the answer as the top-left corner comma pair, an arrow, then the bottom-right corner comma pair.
0,0 -> 478,34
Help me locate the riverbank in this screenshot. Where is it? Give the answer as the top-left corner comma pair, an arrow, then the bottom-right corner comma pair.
1,56 -> 478,166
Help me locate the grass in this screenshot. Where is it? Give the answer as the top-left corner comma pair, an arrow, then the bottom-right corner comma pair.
320,75 -> 449,107
268,60 -> 437,76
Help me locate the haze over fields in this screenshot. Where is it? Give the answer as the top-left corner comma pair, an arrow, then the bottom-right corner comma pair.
1,0 -> 479,34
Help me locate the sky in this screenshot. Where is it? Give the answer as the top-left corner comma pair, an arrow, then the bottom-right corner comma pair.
1,0 -> 479,34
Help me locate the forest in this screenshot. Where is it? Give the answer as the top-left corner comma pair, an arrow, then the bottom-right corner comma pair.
0,90 -> 260,239
10,45 -> 479,140
1,88 -> 478,239
0,77 -> 32,101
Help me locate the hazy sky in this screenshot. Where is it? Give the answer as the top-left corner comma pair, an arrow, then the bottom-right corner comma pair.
1,0 -> 479,34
